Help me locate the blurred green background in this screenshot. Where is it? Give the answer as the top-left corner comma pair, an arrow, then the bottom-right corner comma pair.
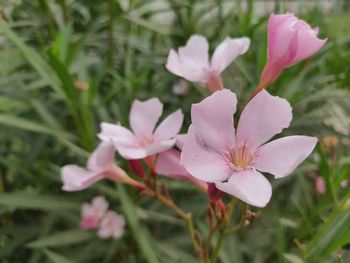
1,0 -> 350,262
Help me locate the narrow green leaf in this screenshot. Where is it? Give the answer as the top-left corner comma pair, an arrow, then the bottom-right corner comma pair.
43,249 -> 75,263
0,21 -> 62,96
27,229 -> 94,248
305,210 -> 350,261
117,185 -> 160,263
0,192 -> 79,211
283,253 -> 303,263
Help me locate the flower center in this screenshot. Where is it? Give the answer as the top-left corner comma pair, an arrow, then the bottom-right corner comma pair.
138,136 -> 154,147
227,146 -> 253,169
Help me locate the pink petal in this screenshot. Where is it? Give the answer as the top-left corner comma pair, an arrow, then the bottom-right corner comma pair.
98,123 -> 137,147
191,89 -> 237,153
236,90 -> 292,151
116,145 -> 147,160
156,149 -> 207,190
215,169 -> 272,207
175,134 -> 187,149
144,139 -> 176,156
61,165 -> 103,191
253,136 -> 317,178
98,211 -> 125,239
154,109 -> 183,140
180,126 -> 232,183
211,37 -> 250,73
87,143 -> 115,172
288,24 -> 326,66
129,98 -> 163,137
166,49 -> 206,82
165,35 -> 210,83
268,14 -> 298,65
178,35 -> 210,71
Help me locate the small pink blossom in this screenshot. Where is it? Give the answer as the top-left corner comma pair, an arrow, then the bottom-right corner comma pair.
258,13 -> 326,90
315,176 -> 326,194
172,80 -> 189,96
61,143 -> 142,191
166,35 -> 250,93
98,98 -> 183,160
181,89 -> 317,207
98,211 -> 125,239
80,196 -> 109,230
155,149 -> 207,192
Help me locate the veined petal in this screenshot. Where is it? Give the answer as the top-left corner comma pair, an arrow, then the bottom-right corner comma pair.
211,37 -> 250,73
215,169 -> 272,207
130,98 -> 163,137
254,136 -> 317,178
191,89 -> 237,153
61,165 -> 103,191
236,90 -> 292,151
154,109 -> 183,140
180,126 -> 232,183
87,143 -> 115,172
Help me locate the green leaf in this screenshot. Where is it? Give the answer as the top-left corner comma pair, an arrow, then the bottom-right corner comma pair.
283,253 -> 304,263
0,21 -> 62,96
0,192 -> 79,211
0,114 -> 75,141
117,185 -> 160,263
27,229 -> 94,248
305,210 -> 350,261
43,249 -> 75,263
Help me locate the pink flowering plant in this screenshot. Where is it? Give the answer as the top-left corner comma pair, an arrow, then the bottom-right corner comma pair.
6,1 -> 350,261
57,12 -> 329,263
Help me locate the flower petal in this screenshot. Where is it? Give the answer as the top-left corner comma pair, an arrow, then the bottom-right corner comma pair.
87,143 -> 115,172
98,122 -> 137,147
61,165 -> 103,191
254,136 -> 317,178
154,109 -> 183,140
178,35 -> 210,71
117,145 -> 147,160
175,134 -> 187,149
166,35 -> 210,82
236,90 -> 292,151
129,98 -> 163,137
191,89 -> 237,153
144,139 -> 176,156
156,149 -> 207,191
211,37 -> 250,73
180,126 -> 232,183
289,24 -> 326,66
215,169 -> 272,207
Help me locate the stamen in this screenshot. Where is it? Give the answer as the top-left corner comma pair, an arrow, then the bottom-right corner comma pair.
227,146 -> 252,169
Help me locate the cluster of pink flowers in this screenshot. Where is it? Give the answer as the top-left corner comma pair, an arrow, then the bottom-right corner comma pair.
61,13 -> 326,210
80,196 -> 125,239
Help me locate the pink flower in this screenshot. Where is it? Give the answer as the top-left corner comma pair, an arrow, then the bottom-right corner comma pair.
98,211 -> 125,239
61,143 -> 142,191
315,176 -> 326,194
80,196 -> 109,230
181,89 -> 317,207
166,35 -> 250,93
98,98 -> 183,160
155,149 -> 207,192
258,13 -> 326,91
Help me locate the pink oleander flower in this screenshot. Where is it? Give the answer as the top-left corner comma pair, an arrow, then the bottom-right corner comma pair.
257,13 -> 326,92
98,98 -> 183,160
155,149 -> 207,192
80,196 -> 109,230
315,176 -> 326,194
61,143 -> 142,191
166,35 -> 250,93
181,89 -> 317,207
98,211 -> 125,239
